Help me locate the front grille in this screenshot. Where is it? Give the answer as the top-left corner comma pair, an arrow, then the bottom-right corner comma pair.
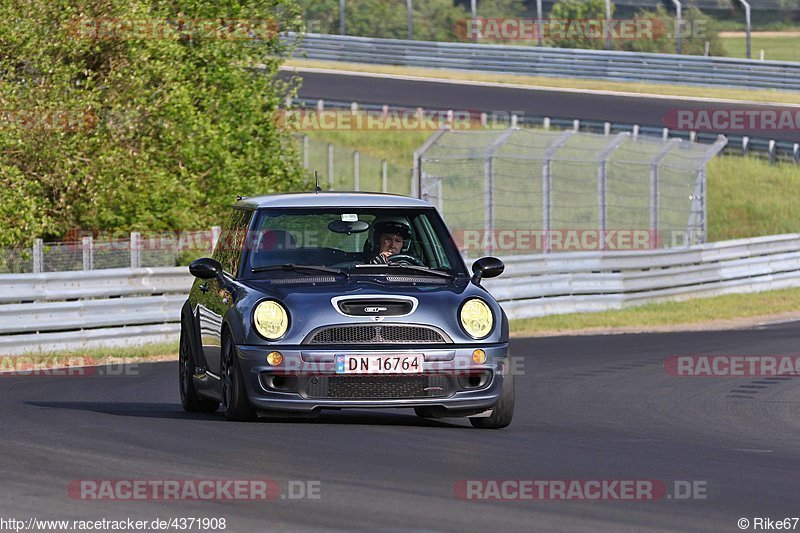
307,325 -> 448,344
306,375 -> 450,399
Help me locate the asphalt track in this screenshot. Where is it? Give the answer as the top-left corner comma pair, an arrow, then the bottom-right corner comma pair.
284,69 -> 800,143
3,323 -> 800,532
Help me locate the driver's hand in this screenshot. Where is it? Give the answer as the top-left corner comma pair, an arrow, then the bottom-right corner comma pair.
380,251 -> 392,261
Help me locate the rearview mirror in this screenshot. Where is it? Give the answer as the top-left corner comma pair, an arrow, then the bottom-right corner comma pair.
189,257 -> 222,280
471,257 -> 505,284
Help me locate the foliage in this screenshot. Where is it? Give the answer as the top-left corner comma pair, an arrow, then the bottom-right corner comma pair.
0,0 -> 308,247
617,5 -> 726,56
547,0 -> 610,50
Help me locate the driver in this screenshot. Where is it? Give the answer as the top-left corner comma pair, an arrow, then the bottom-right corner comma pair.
369,220 -> 413,264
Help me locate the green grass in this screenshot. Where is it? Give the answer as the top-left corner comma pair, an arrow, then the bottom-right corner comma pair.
2,342 -> 178,365
721,35 -> 800,62
510,287 -> 800,336
707,156 -> 800,241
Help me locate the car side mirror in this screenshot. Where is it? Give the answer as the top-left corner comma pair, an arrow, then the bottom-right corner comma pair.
190,258 -> 222,280
471,256 -> 504,284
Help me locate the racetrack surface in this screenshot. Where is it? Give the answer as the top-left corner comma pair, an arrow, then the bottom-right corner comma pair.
284,70 -> 800,144
3,323 -> 800,532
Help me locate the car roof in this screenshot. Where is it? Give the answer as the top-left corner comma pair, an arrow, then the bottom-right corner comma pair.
235,192 -> 433,209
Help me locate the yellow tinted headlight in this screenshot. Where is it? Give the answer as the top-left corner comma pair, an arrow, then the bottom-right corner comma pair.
460,299 -> 493,339
253,301 -> 289,340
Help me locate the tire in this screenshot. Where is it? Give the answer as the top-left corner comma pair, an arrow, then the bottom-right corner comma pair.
221,333 -> 257,422
470,366 -> 514,429
179,321 -> 219,413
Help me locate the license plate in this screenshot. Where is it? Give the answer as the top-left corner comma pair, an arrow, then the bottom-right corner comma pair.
335,354 -> 423,374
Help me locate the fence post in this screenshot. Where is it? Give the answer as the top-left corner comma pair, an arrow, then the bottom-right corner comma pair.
483,128 -> 516,256
130,232 -> 141,269
210,226 -> 221,253
597,133 -> 630,250
328,143 -> 335,188
651,139 -> 681,249
354,151 -> 360,191
381,159 -> 388,192
82,236 -> 94,270
302,135 -> 309,169
542,130 -> 576,253
413,127 -> 448,199
32,239 -> 43,273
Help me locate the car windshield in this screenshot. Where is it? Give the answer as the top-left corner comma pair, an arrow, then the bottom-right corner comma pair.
241,207 -> 467,279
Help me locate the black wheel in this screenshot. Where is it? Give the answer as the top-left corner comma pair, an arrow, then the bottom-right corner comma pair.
470,366 -> 514,429
221,334 -> 257,422
179,321 -> 219,412
414,407 -> 437,418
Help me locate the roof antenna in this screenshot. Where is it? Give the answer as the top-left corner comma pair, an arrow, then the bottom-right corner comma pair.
314,171 -> 321,194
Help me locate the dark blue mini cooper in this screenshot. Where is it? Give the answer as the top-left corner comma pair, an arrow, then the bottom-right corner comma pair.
179,192 -> 513,428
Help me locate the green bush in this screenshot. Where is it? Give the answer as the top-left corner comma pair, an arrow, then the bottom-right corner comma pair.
0,0 -> 308,248
618,5 -> 726,56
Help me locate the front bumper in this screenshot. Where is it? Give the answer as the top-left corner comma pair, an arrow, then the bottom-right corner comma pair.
235,344 -> 509,415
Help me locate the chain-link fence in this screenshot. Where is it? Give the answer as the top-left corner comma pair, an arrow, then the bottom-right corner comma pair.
0,229 -> 219,274
296,134 -> 413,195
417,128 -> 727,258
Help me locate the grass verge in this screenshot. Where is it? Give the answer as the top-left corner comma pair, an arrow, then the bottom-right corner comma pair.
510,287 -> 800,337
0,342 -> 178,367
721,35 -> 800,62
285,58 -> 800,105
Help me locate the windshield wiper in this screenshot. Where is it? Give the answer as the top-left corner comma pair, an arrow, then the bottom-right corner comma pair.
252,264 -> 348,278
354,264 -> 455,279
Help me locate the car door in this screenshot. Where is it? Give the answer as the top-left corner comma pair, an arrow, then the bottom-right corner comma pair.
196,207 -> 252,376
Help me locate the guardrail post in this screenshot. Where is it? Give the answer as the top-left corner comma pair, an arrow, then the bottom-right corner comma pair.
130,232 -> 141,268
353,151 -> 360,190
572,119 -> 580,132
742,136 -> 750,155
316,99 -> 324,112
604,122 -> 611,136
632,124 -> 640,140
793,144 -> 799,163
302,135 -> 309,169
350,101 -> 358,113
543,117 -> 551,130
381,159 -> 388,192
32,239 -> 43,273
769,140 -> 776,164
662,128 -> 669,141
210,226 -> 221,253
82,236 -> 94,270
328,143 -> 335,188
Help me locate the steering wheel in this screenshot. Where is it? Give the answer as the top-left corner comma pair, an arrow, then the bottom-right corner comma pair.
387,254 -> 425,267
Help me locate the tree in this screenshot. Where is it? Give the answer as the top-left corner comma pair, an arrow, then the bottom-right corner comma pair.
547,0 -> 610,50
0,0 -> 307,248
617,5 -> 725,56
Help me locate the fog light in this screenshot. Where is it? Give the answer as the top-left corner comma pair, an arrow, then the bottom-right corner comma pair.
267,351 -> 283,365
472,349 -> 487,364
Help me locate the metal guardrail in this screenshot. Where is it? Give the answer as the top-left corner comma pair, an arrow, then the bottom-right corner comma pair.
3,234 -> 800,354
291,33 -> 800,92
481,234 -> 800,319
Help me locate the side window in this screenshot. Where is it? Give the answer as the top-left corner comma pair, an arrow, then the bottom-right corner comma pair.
212,208 -> 253,277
